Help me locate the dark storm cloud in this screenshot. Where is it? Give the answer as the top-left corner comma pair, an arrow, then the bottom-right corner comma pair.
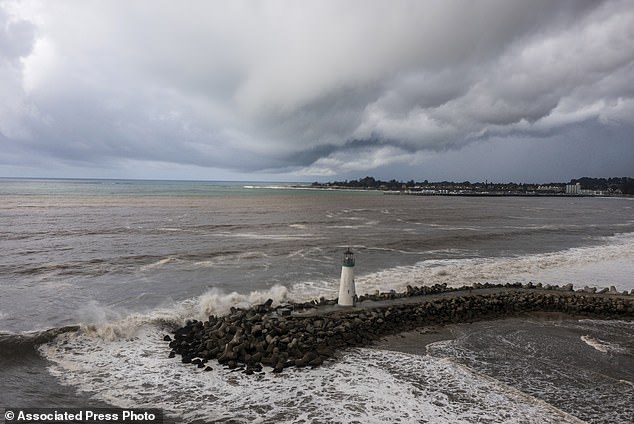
0,0 -> 632,180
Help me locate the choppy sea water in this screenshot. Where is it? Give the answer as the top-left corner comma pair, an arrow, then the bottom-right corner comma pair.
1,178 -> 633,422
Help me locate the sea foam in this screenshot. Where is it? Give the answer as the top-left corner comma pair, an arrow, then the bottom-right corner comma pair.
580,335 -> 627,354
41,326 -> 581,423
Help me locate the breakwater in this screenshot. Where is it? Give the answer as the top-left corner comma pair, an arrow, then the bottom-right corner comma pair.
166,283 -> 634,374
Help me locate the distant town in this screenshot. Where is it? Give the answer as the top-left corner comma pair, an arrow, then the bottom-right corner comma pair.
309,176 -> 634,197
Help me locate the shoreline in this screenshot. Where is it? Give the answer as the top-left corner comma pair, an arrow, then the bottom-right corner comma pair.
290,183 -> 628,198
371,311 -> 597,357
166,284 -> 634,375
371,326 -> 456,356
382,191 -> 628,198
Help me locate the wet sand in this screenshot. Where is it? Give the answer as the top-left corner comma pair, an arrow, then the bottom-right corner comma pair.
370,312 -> 603,356
371,326 -> 456,355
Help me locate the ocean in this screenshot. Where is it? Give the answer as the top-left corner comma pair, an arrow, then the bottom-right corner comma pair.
1,178 -> 633,423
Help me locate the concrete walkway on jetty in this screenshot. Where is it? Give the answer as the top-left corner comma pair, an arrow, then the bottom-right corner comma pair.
168,284 -> 634,374
291,287 -> 522,316
293,285 -> 633,317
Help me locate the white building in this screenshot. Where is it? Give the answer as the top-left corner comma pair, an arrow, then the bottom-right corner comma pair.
566,183 -> 581,194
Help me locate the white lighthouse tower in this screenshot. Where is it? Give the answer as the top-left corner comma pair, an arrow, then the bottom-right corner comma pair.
338,248 -> 356,306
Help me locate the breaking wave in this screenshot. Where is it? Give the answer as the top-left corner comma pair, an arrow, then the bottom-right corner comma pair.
75,284 -> 291,342
0,326 -> 80,356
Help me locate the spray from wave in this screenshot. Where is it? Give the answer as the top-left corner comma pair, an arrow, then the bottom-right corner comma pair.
68,285 -> 291,342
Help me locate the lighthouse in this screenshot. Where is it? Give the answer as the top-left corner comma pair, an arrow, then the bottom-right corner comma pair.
338,248 -> 356,306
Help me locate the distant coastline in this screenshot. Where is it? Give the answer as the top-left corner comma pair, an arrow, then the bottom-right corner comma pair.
306,176 -> 634,197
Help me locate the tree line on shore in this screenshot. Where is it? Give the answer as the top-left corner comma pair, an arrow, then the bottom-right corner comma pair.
311,176 -> 634,195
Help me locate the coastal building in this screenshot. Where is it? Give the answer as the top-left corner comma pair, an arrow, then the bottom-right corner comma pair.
581,189 -> 606,196
566,183 -> 581,194
338,248 -> 356,306
537,185 -> 564,193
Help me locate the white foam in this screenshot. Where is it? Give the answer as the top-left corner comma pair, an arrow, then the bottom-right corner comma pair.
329,217 -> 380,230
242,184 -> 296,190
618,379 -> 634,388
218,232 -> 314,241
41,330 -> 581,423
193,251 -> 272,268
289,279 -> 339,300
362,245 -> 428,255
359,233 -> 634,294
579,319 -> 634,327
192,285 -> 289,319
286,248 -> 330,264
581,335 -> 609,353
580,335 -> 627,354
40,280 -> 75,289
140,257 -> 178,271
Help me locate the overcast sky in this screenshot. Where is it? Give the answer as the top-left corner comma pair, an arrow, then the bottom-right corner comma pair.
1,0 -> 633,182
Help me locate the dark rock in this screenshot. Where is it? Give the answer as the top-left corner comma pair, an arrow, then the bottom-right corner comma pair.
273,361 -> 285,373
309,357 -> 324,367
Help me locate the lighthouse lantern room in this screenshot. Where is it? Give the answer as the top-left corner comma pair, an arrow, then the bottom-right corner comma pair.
338,248 -> 356,306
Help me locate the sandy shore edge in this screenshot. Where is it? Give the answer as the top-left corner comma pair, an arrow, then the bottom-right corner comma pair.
369,311 -> 599,356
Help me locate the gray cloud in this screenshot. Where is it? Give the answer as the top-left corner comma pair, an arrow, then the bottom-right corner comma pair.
0,5 -> 36,141
0,0 -> 632,181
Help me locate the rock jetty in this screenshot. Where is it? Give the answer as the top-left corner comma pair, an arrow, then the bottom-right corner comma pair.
166,283 -> 634,374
